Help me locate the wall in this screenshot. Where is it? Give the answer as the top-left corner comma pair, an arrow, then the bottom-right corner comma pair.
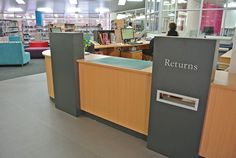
185,0 -> 201,36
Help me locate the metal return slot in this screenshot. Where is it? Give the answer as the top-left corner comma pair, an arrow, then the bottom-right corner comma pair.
156,90 -> 199,111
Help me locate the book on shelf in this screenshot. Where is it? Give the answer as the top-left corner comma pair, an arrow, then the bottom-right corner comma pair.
96,31 -> 115,45
98,32 -> 104,45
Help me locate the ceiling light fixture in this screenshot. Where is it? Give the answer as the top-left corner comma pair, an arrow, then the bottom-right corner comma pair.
16,0 -> 25,4
69,0 -> 78,5
127,0 -> 143,2
66,7 -> 81,13
37,7 -> 53,13
178,0 -> 187,4
95,8 -> 110,13
117,14 -> 128,19
164,1 -> 171,5
7,7 -> 23,12
135,15 -> 145,20
118,0 -> 126,5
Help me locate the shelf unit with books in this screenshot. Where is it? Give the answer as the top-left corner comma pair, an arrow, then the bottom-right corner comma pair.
0,19 -> 21,37
94,30 -> 115,45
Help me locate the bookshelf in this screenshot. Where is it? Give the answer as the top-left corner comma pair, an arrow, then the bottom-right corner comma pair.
93,30 -> 115,45
22,20 -> 49,45
75,25 -> 101,32
65,23 -> 76,32
0,19 -> 21,37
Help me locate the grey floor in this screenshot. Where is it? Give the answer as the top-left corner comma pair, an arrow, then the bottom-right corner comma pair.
0,73 -> 166,158
0,59 -> 45,81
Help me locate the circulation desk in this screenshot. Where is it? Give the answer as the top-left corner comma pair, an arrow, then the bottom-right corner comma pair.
43,51 -> 236,158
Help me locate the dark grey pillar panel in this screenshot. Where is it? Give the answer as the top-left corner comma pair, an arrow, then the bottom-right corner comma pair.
50,33 -> 84,117
147,37 -> 218,158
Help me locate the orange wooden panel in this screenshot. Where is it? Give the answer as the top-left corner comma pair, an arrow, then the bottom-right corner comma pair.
79,62 -> 151,135
199,86 -> 236,158
44,56 -> 55,98
120,51 -> 143,60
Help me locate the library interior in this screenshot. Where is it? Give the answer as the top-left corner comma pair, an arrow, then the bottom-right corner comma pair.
0,0 -> 236,158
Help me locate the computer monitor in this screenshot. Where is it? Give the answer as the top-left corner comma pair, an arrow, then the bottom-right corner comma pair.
121,28 -> 134,40
50,27 -> 62,33
203,26 -> 214,35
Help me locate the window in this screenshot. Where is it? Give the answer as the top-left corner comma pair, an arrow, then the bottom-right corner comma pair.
203,0 -> 226,9
177,0 -> 202,10
222,9 -> 236,36
145,0 -> 236,37
176,11 -> 200,37
161,11 -> 176,33
162,0 -> 176,11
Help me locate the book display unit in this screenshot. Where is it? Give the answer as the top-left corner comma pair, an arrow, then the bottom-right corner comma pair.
0,20 -> 21,37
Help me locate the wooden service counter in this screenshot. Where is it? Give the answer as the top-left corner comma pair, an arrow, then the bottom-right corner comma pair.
199,71 -> 236,158
43,50 -> 54,98
78,55 -> 152,135
43,51 -> 236,157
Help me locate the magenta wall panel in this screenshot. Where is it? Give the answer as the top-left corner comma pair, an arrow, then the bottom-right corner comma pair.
200,3 -> 223,35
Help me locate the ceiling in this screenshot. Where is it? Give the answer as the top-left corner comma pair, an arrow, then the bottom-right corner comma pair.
0,0 -> 145,14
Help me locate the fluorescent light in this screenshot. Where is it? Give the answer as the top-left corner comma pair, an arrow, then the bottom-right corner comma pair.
69,0 -> 78,5
164,1 -> 171,5
37,7 -> 53,13
168,13 -> 175,17
127,0 -> 143,1
118,0 -> 126,5
66,7 -> 81,13
7,7 -> 23,12
95,8 -> 110,13
178,0 -> 187,4
135,15 -> 145,20
16,0 -> 25,4
117,14 -> 128,19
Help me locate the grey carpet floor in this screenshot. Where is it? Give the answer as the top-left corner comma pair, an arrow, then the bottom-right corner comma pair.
0,59 -> 45,81
0,73 -> 166,158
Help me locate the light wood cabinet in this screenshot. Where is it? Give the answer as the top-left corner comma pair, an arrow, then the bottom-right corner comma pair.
199,71 -> 236,158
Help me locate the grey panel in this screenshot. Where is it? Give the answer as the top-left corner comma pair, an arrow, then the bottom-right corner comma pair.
147,37 -> 218,158
50,33 -> 84,116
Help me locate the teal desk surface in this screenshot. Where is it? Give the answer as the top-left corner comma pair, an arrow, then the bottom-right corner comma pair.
89,57 -> 152,70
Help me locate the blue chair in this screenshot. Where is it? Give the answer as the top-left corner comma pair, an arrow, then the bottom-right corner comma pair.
0,42 -> 30,65
9,35 -> 22,42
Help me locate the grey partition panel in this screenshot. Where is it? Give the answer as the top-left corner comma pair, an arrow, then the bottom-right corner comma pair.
50,33 -> 84,117
147,37 -> 218,158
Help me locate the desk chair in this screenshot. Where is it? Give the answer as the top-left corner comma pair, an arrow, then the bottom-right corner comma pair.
142,38 -> 154,61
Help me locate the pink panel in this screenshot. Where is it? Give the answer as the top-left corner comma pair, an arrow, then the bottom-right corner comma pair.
200,3 -> 223,35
